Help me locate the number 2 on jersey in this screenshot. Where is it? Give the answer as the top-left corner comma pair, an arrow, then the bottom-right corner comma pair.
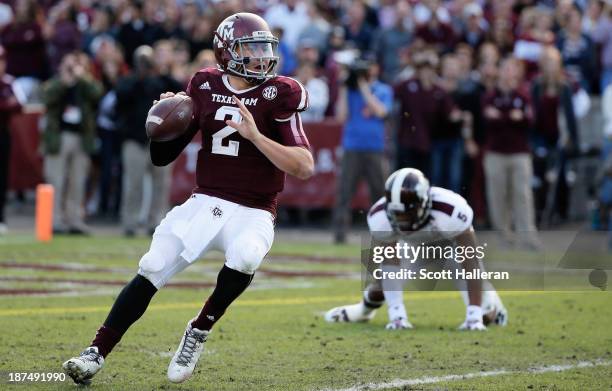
212,105 -> 242,156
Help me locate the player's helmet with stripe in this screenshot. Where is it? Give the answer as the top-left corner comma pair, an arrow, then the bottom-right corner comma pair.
213,12 -> 279,85
385,168 -> 432,231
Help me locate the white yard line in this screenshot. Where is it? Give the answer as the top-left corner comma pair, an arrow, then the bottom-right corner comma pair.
325,359 -> 612,391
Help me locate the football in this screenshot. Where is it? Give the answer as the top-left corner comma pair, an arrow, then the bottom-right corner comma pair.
146,94 -> 194,142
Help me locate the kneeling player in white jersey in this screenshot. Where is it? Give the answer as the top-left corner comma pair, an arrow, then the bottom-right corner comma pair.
325,168 -> 508,331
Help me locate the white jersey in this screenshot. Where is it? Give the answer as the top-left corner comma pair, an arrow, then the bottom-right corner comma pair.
367,187 -> 473,242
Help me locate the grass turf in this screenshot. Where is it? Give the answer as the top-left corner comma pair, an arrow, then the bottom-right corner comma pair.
0,235 -> 610,390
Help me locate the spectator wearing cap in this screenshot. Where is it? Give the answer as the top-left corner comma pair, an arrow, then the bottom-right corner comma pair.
371,0 -> 412,83
392,49 -> 446,176
0,0 -> 47,79
482,57 -> 539,248
556,4 -> 596,92
333,59 -> 392,243
591,2 -> 612,91
42,52 -> 102,234
0,46 -> 22,235
458,2 -> 488,49
530,46 -> 579,224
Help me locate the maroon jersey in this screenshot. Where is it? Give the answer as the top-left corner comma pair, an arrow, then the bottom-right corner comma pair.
482,88 -> 532,154
186,67 -> 310,214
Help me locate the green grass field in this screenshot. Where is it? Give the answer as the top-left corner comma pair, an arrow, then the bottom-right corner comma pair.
0,235 -> 611,390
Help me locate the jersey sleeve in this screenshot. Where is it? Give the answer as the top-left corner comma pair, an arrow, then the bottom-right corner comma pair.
185,73 -> 201,124
276,112 -> 310,148
273,77 -> 309,120
430,188 -> 473,239
273,77 -> 311,148
367,197 -> 394,241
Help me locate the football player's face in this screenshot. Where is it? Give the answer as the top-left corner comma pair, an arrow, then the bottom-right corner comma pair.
393,209 -> 419,231
238,42 -> 274,72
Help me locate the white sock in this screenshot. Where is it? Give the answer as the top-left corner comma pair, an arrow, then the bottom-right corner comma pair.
380,263 -> 407,321
384,289 -> 407,321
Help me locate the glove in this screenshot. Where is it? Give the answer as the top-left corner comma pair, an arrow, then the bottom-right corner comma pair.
458,305 -> 487,331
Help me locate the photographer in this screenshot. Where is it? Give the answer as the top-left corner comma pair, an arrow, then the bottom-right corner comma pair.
333,58 -> 392,243
42,52 -> 103,234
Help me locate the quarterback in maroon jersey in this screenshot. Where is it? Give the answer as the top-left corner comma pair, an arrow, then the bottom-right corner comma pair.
62,13 -> 313,385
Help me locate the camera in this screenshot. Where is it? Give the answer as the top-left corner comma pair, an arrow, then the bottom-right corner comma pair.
332,49 -> 373,90
345,59 -> 372,90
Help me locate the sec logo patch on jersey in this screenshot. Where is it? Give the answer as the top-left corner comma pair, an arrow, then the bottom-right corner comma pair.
262,86 -> 277,100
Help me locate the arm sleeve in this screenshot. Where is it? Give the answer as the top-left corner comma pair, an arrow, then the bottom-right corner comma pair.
481,92 -> 504,128
276,112 -> 310,149
376,84 -> 393,115
150,123 -> 198,166
273,78 -> 311,148
185,74 -> 202,124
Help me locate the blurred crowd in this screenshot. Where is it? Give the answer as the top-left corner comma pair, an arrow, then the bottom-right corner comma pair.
0,0 -> 610,240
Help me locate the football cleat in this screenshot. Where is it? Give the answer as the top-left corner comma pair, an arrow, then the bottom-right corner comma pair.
482,290 -> 508,327
167,321 -> 209,383
493,305 -> 508,326
62,346 -> 104,385
385,317 -> 414,330
324,302 -> 375,323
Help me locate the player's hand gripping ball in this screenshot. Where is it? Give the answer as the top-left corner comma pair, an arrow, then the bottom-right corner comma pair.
146,92 -> 194,142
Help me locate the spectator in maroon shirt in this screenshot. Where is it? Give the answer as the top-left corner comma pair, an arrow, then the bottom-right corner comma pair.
530,46 -> 578,224
415,9 -> 456,53
482,56 -> 539,249
0,45 -> 22,235
393,49 -> 446,175
45,1 -> 82,73
488,17 -> 515,57
463,44 -> 500,227
0,0 -> 48,79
